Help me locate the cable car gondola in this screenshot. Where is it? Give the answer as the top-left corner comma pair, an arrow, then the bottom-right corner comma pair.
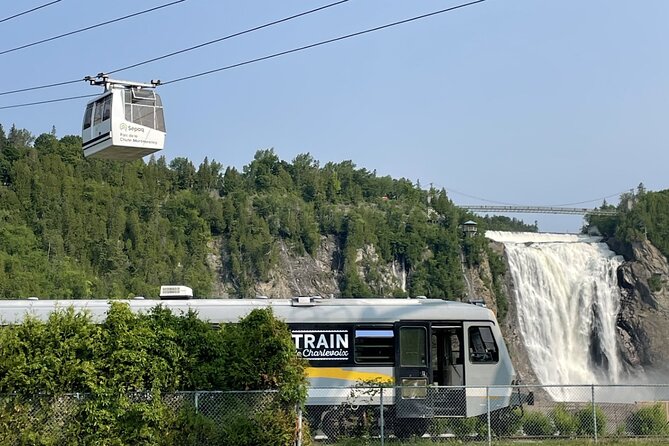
82,75 -> 166,160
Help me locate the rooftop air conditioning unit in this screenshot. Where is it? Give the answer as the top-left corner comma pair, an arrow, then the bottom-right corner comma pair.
159,285 -> 193,300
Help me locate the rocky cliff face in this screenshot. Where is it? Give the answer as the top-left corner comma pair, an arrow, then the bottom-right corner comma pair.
208,235 -> 406,298
609,238 -> 669,377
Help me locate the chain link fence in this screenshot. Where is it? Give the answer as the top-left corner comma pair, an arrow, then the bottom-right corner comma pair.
0,390 -> 286,446
0,385 -> 668,445
310,384 -> 669,444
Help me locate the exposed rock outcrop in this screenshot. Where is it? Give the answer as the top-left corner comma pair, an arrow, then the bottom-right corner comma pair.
209,236 -> 407,298
611,238 -> 669,376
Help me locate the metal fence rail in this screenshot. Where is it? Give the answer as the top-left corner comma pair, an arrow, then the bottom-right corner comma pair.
310,384 -> 669,445
0,385 -> 668,445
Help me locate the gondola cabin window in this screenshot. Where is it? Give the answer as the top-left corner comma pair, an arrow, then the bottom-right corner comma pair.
83,103 -> 93,130
468,326 -> 499,363
124,89 -> 165,131
354,328 -> 394,364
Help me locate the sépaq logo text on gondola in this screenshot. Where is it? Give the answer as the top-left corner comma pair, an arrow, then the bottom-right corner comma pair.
120,123 -> 145,133
291,330 -> 349,360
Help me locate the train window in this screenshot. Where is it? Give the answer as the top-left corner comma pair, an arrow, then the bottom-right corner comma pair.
400,327 -> 427,367
354,328 -> 394,364
468,326 -> 499,363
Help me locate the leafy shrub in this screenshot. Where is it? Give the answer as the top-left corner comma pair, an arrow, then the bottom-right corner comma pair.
164,407 -> 218,446
447,416 -> 486,439
490,407 -> 523,436
627,404 -> 669,436
522,411 -> 554,436
550,404 -> 577,436
0,304 -> 308,446
575,405 -> 607,436
218,409 -> 298,446
649,274 -> 663,293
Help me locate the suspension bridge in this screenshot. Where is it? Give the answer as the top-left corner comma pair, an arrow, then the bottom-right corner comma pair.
461,205 -> 618,216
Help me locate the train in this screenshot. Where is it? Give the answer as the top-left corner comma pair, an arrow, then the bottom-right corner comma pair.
0,289 -> 527,438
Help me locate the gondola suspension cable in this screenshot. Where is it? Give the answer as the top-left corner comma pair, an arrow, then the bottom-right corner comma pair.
106,0 -> 351,76
0,0 -> 62,24
0,94 -> 97,110
161,0 -> 486,86
0,0 -> 186,56
0,0 -> 486,110
0,0 -> 351,97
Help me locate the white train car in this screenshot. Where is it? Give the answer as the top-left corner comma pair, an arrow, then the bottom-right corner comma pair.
0,295 -> 523,437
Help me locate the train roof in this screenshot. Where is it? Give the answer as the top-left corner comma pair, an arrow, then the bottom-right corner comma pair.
0,298 -> 496,325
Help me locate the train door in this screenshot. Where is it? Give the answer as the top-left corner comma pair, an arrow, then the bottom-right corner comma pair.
463,321 -> 508,416
394,322 -> 431,419
431,324 -> 466,416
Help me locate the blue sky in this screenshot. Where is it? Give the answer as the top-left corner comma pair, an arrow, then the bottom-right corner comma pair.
1,0 -> 667,233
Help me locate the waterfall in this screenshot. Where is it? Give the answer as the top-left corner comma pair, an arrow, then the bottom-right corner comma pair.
487,231 -> 625,398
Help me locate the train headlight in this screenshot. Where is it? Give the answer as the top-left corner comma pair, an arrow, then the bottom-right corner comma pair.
400,378 -> 427,399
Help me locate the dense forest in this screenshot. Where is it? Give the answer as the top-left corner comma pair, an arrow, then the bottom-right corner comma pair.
0,124 -> 536,301
586,184 -> 669,260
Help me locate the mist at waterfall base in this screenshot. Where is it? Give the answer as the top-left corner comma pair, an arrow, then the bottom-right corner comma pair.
487,231 -> 666,402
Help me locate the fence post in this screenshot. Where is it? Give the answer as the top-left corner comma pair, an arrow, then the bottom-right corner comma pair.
379,386 -> 385,446
194,391 -> 199,414
487,386 -> 492,446
296,404 -> 303,446
591,384 -> 598,443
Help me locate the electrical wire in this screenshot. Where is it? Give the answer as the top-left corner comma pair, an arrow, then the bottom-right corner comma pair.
0,0 -> 186,56
0,1 -> 62,24
0,0 -> 485,109
162,0 -> 486,86
0,0 -> 351,97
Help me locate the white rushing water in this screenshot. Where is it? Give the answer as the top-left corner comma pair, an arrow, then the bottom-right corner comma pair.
487,231 -> 625,399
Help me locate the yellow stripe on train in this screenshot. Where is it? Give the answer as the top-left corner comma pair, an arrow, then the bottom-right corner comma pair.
306,367 -> 393,383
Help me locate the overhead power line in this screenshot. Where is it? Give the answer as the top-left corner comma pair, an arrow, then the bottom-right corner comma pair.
162,0 -> 486,86
0,0 -> 351,97
0,0 -> 62,24
0,0 -> 486,110
0,0 -> 186,56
